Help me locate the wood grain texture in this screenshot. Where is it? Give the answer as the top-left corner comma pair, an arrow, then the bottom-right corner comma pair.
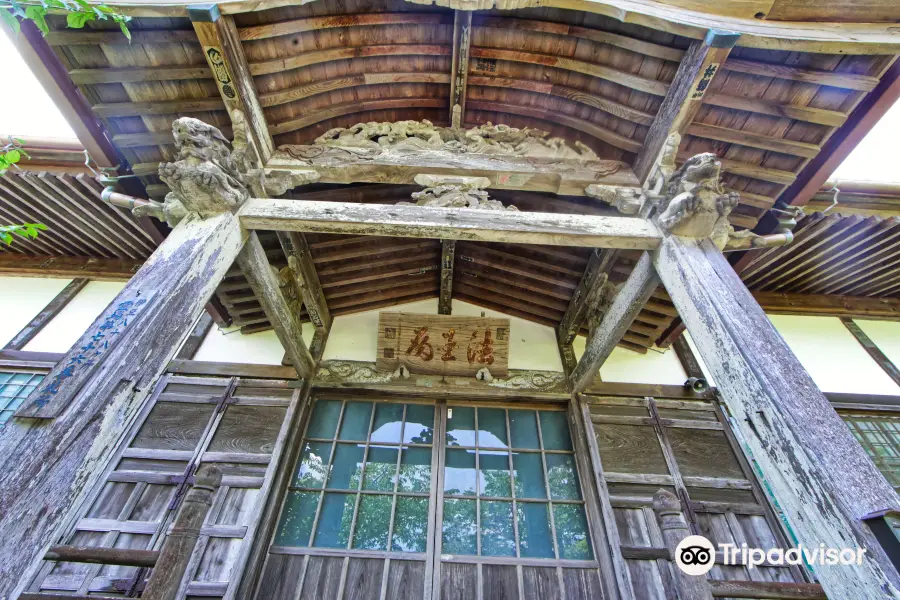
571,253 -> 660,393
653,234 -> 900,599
376,311 -> 510,377
0,212 -> 244,597
238,199 -> 661,249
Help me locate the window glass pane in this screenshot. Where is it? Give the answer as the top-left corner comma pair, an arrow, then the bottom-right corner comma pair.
399,447 -> 432,493
292,441 -> 332,489
328,443 -> 365,490
353,494 -> 391,550
481,501 -> 515,556
479,451 -> 511,498
442,498 -> 476,555
371,403 -> 404,443
553,504 -> 593,560
478,408 -> 508,449
307,399 -> 342,439
392,496 -> 429,553
447,406 -> 475,446
404,404 -> 434,444
517,502 -> 554,558
363,446 -> 398,491
509,410 -> 539,449
539,411 -> 572,451
338,401 -> 373,441
546,454 -> 581,501
444,449 -> 476,495
313,492 -> 355,548
513,452 -> 547,499
274,491 -> 319,546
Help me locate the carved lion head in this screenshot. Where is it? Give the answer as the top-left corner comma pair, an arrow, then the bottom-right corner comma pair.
171,117 -> 231,160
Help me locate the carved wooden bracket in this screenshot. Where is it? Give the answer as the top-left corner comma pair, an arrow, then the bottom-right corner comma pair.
401,173 -> 518,211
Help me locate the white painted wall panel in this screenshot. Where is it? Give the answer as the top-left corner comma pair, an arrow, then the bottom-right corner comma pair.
768,315 -> 900,395
23,281 -> 127,353
0,276 -> 71,347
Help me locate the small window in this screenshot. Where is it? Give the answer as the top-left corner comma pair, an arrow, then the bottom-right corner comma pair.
843,412 -> 900,492
0,372 -> 44,425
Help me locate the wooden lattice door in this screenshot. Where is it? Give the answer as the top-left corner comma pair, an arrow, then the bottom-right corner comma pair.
24,373 -> 299,599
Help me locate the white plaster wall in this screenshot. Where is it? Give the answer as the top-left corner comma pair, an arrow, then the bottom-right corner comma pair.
856,320 -> 900,370
192,326 -> 290,365
23,281 -> 127,353
767,315 -> 900,395
0,276 -> 72,347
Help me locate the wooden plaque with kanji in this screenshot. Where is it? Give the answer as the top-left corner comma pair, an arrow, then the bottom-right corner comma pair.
376,312 -> 510,377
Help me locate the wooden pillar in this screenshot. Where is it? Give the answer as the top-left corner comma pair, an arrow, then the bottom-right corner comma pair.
570,253 -> 659,393
143,465 -> 222,600
276,231 -> 331,331
4,277 -> 88,350
653,234 -> 900,598
558,249 -> 616,346
0,211 -> 244,596
439,239 -> 455,315
238,232 -> 316,378
652,489 -> 713,600
449,11 -> 472,128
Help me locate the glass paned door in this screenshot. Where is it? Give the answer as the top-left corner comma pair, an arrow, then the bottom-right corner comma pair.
263,397 -> 603,600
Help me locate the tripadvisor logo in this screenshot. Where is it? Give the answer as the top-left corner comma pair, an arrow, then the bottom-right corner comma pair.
674,534 -> 868,576
675,535 -> 716,576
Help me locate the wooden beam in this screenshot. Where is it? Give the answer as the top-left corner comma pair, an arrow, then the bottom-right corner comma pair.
449,11 -> 472,128
189,5 -> 275,165
570,252 -> 660,393
439,239 -> 455,315
841,318 -> 900,387
237,232 -> 315,379
776,58 -> 900,212
558,249 -> 616,345
0,212 -> 243,594
0,253 -> 142,280
754,291 -> 900,320
653,234 -> 900,599
672,334 -> 704,380
175,312 -> 214,360
268,145 -> 638,196
276,231 -> 331,330
1,22 -> 120,168
238,199 -> 662,249
633,29 -> 739,184
4,278 -> 88,350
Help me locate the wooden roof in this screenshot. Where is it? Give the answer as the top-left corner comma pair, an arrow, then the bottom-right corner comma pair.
2,0 -> 900,351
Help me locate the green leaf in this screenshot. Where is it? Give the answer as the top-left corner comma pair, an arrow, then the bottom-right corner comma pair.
25,5 -> 48,34
0,8 -> 20,34
66,10 -> 92,28
118,18 -> 130,41
1,232 -> 12,245
5,149 -> 20,164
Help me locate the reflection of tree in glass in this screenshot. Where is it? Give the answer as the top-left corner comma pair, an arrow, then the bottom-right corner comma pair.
442,499 -> 476,554
546,455 -> 580,500
363,447 -> 399,491
294,442 -> 330,488
392,497 -> 428,552
552,504 -> 592,559
481,501 -> 515,556
479,452 -> 511,497
353,494 -> 392,550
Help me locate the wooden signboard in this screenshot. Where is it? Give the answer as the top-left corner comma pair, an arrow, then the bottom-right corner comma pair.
376,312 -> 510,377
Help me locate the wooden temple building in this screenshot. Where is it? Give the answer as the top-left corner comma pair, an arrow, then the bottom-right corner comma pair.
3,0 -> 900,598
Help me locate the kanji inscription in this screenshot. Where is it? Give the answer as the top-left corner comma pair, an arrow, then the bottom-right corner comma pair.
377,312 -> 510,377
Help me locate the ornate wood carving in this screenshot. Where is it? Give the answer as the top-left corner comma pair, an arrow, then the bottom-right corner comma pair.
439,239 -> 455,315
402,174 -> 517,211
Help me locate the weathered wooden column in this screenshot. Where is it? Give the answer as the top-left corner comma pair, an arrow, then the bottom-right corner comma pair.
0,117 -> 250,598
650,155 -> 900,598
143,465 -> 223,600
652,489 -> 714,600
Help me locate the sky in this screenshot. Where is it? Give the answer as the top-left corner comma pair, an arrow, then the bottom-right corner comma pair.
0,30 -> 897,180
0,31 -> 77,141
